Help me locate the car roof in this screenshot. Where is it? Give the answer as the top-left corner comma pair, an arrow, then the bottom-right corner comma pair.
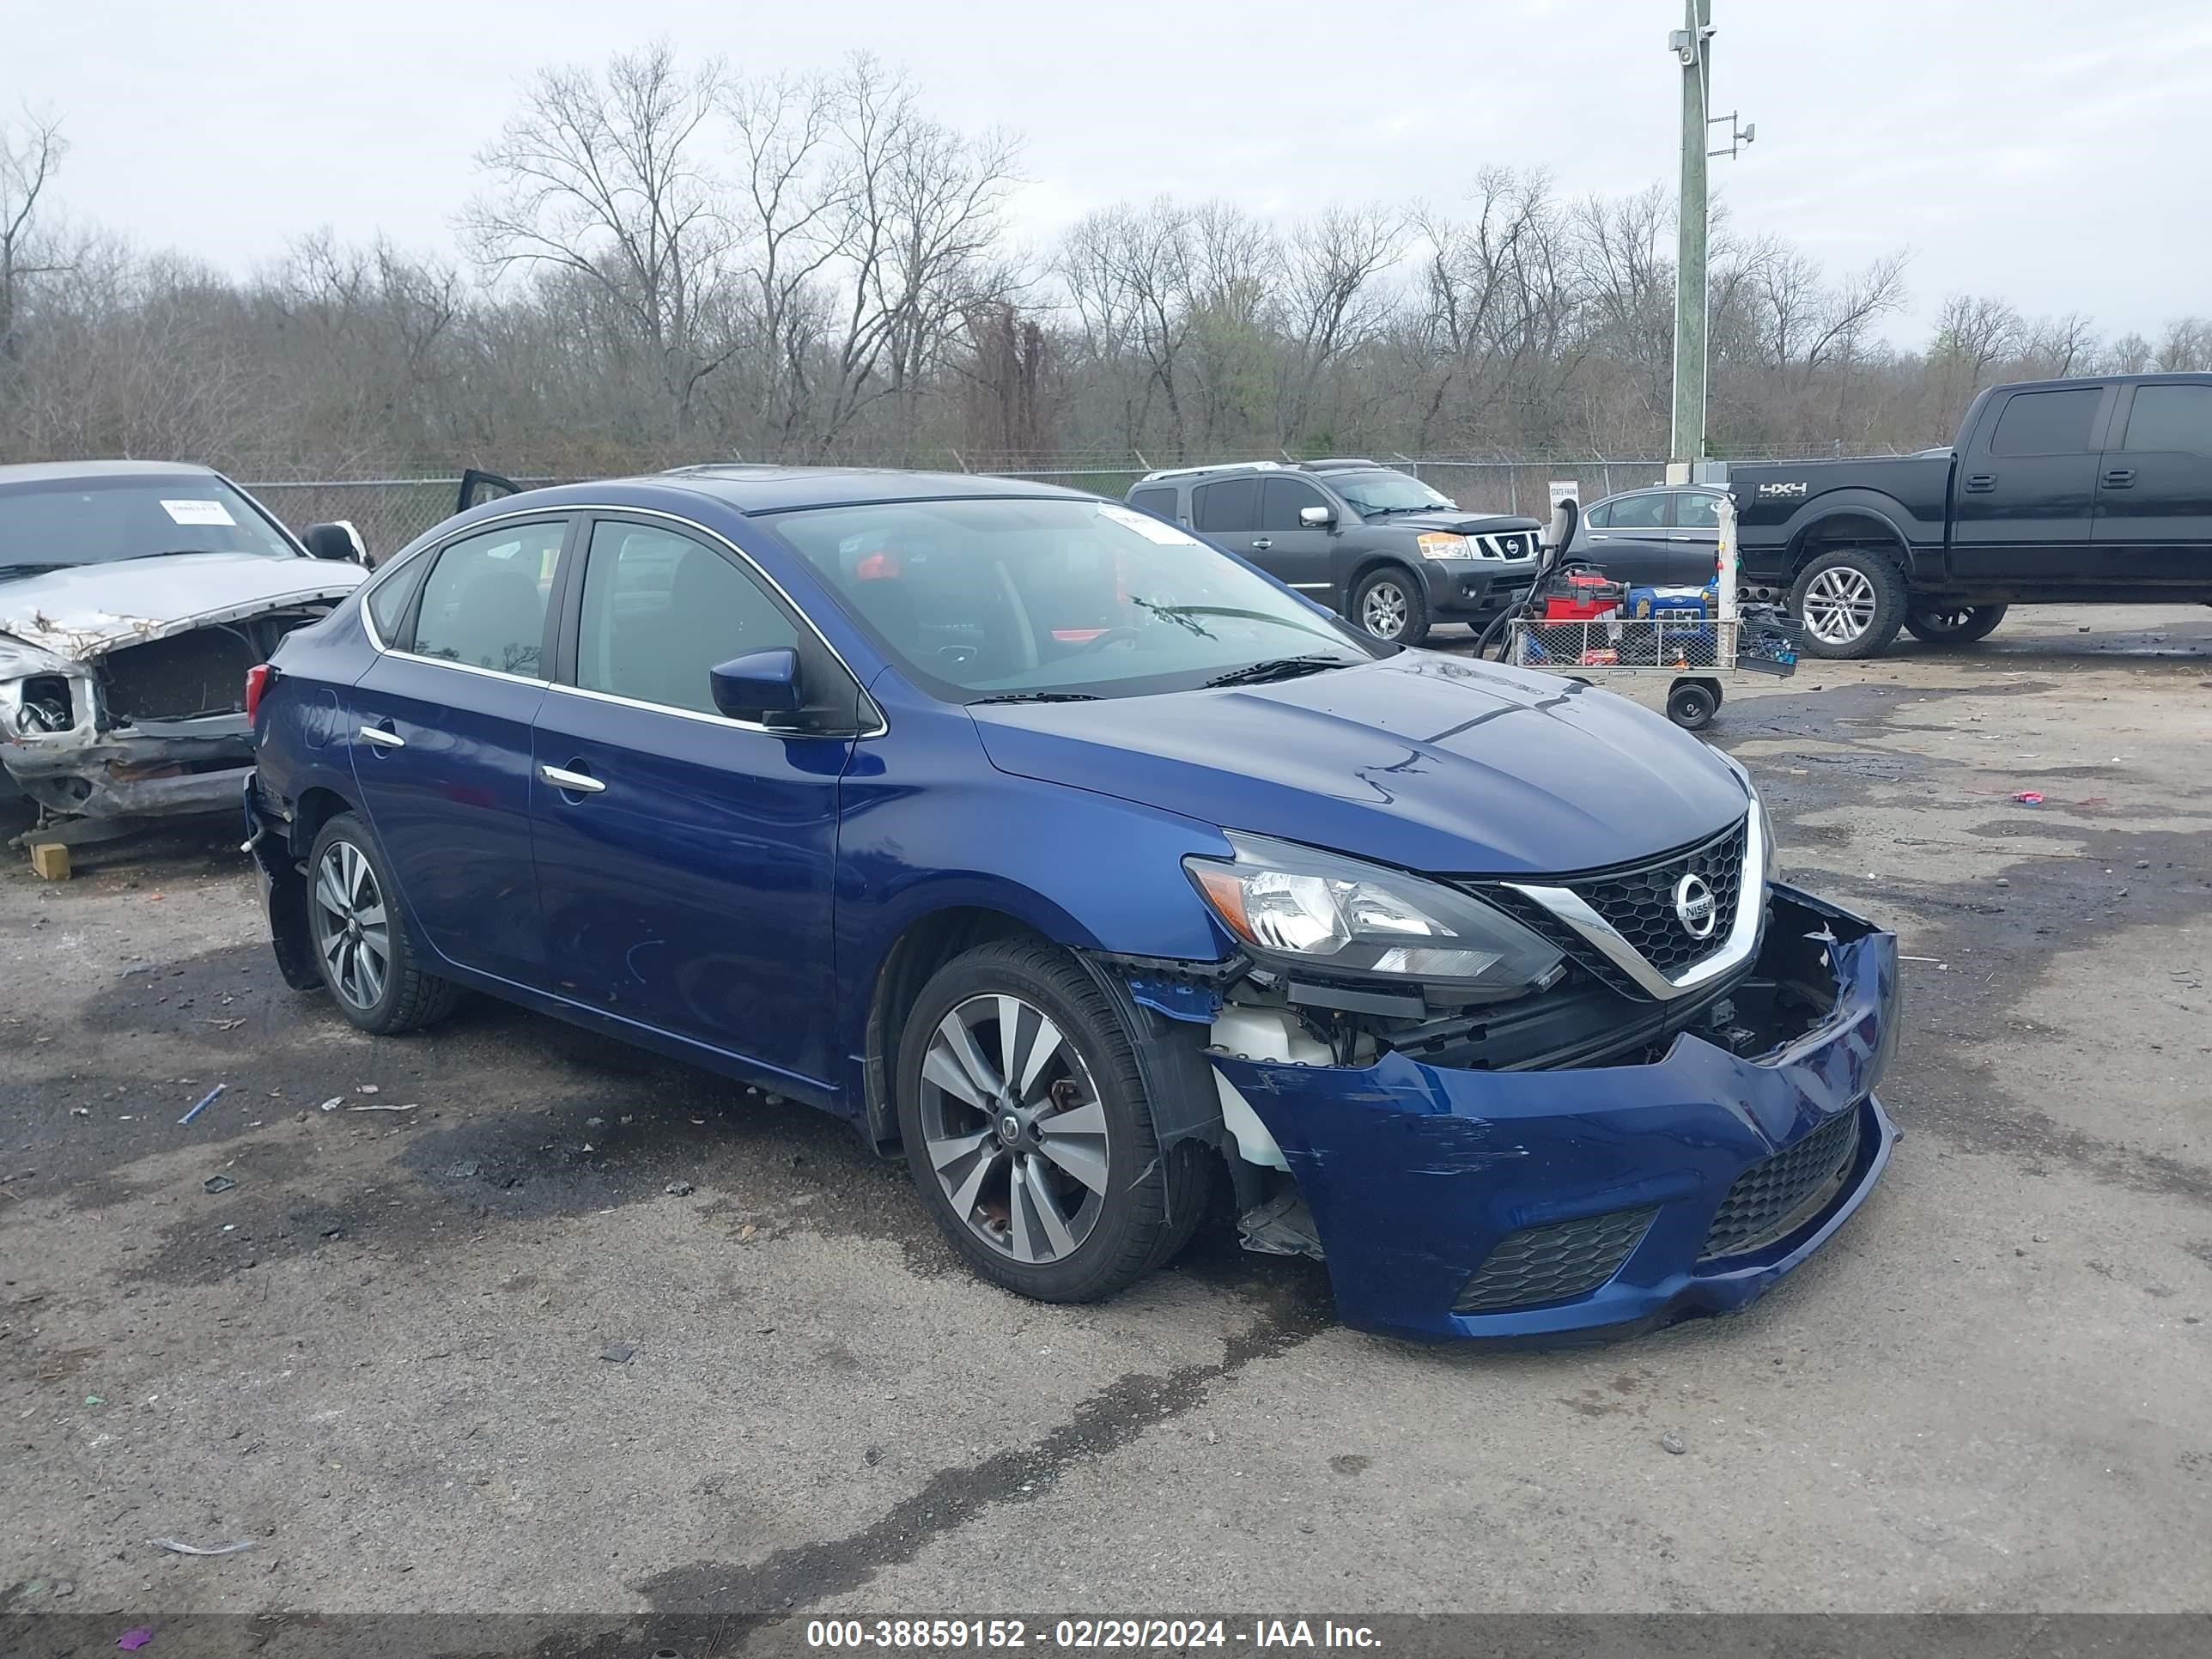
643,465 -> 1095,514
0,459 -> 222,486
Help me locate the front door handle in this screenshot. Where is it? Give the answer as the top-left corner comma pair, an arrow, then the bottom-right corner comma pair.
538,763 -> 606,796
2101,467 -> 2136,488
358,724 -> 404,750
1964,474 -> 1996,493
1250,538 -> 1273,550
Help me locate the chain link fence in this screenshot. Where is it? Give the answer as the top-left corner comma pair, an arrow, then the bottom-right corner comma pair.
241,454 -> 1791,561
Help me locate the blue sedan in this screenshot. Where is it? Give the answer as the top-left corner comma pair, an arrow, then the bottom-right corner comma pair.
243,467 -> 1897,1343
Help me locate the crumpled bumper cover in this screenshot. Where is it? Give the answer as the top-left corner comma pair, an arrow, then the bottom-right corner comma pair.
3,714 -> 255,819
1211,884 -> 1899,1344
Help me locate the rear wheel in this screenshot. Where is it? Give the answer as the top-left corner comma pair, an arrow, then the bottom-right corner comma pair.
1790,549 -> 1908,659
896,940 -> 1199,1303
1352,567 -> 1431,647
306,813 -> 461,1035
1904,603 -> 2008,646
1667,678 -> 1719,731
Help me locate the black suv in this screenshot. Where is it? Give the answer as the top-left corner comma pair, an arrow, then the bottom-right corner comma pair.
1127,460 -> 1541,646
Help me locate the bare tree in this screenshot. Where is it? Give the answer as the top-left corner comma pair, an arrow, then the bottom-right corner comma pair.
465,41 -> 737,437
1,109 -> 70,366
1273,206 -> 1402,445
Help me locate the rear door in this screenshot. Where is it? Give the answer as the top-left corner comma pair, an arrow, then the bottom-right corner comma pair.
1666,489 -> 1723,585
1578,491 -> 1674,585
349,514 -> 572,988
1254,475 -> 1338,597
1948,384 -> 2112,583
1127,483 -> 1184,527
528,514 -> 855,1085
2091,380 -> 2212,583
1191,476 -> 1267,572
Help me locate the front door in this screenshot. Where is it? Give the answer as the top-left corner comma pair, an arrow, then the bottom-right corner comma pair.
2091,380 -> 2212,584
1948,383 -> 2112,584
348,514 -> 571,988
1255,475 -> 1338,598
530,515 -> 853,1086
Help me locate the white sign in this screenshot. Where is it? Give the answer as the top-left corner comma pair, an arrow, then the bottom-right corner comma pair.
1547,479 -> 1579,510
161,499 -> 236,526
1097,501 -> 1198,545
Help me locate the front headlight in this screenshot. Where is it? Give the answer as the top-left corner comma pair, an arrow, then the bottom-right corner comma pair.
1415,532 -> 1472,561
1185,832 -> 1565,1001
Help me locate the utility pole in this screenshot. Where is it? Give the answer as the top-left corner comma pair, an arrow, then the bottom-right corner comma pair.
1668,0 -> 1715,469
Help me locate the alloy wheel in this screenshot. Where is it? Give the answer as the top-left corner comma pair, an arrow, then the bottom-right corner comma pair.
1800,567 -> 1877,645
311,840 -> 391,1012
1361,580 -> 1408,639
916,994 -> 1111,1266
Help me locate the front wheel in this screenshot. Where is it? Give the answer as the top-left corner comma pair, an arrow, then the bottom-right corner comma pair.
1904,603 -> 2008,646
1789,549 -> 1908,659
1352,567 -> 1431,647
895,940 -> 1202,1304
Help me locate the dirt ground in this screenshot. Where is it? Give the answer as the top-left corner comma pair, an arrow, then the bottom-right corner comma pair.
3,604 -> 2209,1632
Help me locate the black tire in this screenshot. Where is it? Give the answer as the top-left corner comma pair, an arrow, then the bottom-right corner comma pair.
895,939 -> 1200,1304
1904,603 -> 2008,646
1789,549 -> 1908,659
1667,679 -> 1718,731
305,811 -> 462,1035
1351,566 -> 1431,647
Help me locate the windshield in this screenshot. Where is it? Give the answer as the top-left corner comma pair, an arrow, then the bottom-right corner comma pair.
0,475 -> 301,576
767,497 -> 1376,702
1327,471 -> 1456,517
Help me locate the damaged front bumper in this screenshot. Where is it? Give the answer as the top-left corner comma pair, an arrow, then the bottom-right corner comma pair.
3,710 -> 258,823
1209,884 -> 1898,1344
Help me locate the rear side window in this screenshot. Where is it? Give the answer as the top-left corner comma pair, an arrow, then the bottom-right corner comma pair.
365,551 -> 432,644
1259,477 -> 1330,532
1194,477 -> 1259,533
1674,492 -> 1723,529
410,520 -> 566,675
1127,486 -> 1178,520
2121,384 -> 2212,454
574,521 -> 799,716
1990,387 -> 2102,456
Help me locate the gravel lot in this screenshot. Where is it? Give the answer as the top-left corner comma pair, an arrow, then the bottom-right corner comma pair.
3,605 -> 2209,1631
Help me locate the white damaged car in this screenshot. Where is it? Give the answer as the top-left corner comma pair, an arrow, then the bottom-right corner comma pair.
0,461 -> 368,835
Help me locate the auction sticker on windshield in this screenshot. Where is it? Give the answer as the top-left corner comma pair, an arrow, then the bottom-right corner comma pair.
1097,501 -> 1197,545
161,498 -> 237,526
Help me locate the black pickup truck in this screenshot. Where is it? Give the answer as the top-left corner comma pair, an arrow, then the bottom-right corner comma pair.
1729,373 -> 2212,657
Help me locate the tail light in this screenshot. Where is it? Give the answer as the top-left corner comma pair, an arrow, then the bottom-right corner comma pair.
244,663 -> 275,722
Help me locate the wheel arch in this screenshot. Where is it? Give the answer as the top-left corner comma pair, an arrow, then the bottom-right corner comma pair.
1785,502 -> 1914,579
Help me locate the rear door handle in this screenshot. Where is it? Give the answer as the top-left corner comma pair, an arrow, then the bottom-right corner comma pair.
1964,474 -> 1996,493
1249,538 -> 1273,550
2101,467 -> 2136,488
538,763 -> 605,796
357,724 -> 404,750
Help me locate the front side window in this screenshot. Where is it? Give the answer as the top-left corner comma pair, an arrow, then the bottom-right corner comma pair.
575,521 -> 799,715
768,497 -> 1372,702
1325,470 -> 1455,518
1603,493 -> 1668,529
0,474 -> 301,578
1990,386 -> 2102,456
1260,477 -> 1331,531
2121,384 -> 2212,454
409,520 -> 565,676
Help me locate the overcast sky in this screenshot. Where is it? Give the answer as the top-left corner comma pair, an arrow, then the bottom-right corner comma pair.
7,0 -> 2208,342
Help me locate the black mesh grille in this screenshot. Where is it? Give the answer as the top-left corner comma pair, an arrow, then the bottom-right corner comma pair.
1700,1109 -> 1863,1261
1454,1205 -> 1657,1315
1570,817 -> 1747,976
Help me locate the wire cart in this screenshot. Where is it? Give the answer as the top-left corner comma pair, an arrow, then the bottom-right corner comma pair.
1504,495 -> 1798,730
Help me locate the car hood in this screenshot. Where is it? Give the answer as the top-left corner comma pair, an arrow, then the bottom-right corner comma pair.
969,653 -> 1749,876
1377,510 -> 1542,537
0,553 -> 366,665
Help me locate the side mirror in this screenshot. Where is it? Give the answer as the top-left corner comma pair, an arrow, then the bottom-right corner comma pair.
709,648 -> 803,722
1298,505 -> 1334,528
302,522 -> 365,563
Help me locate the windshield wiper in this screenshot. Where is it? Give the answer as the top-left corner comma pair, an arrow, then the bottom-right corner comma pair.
0,562 -> 77,581
967,690 -> 1102,705
1359,503 -> 1444,517
1202,654 -> 1359,688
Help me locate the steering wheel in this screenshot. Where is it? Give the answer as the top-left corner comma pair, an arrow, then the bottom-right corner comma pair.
1073,627 -> 1144,653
